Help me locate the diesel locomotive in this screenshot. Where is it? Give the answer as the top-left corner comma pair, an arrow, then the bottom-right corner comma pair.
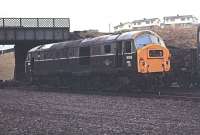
25,30 -> 171,89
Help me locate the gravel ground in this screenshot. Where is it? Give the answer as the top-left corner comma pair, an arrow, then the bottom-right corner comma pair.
0,88 -> 200,135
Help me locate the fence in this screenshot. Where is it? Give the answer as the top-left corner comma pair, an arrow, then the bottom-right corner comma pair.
0,18 -> 70,28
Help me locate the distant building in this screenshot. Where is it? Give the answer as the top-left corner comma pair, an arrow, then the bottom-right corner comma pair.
114,22 -> 132,32
114,18 -> 160,32
131,18 -> 161,30
162,15 -> 198,28
114,15 -> 199,32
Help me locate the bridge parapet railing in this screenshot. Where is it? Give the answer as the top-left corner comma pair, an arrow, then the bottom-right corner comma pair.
0,18 -> 70,28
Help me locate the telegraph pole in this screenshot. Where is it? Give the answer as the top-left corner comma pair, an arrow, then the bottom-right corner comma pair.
109,24 -> 111,33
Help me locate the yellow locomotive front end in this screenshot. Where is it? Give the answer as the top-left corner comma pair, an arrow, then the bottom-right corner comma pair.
137,44 -> 170,73
133,31 -> 171,74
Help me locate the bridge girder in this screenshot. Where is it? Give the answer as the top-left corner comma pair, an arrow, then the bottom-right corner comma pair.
0,18 -> 71,80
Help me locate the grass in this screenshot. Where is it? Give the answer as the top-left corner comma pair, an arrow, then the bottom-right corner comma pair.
0,52 -> 15,80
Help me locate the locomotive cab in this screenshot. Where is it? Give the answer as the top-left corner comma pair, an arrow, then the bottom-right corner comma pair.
117,31 -> 171,74
135,33 -> 170,73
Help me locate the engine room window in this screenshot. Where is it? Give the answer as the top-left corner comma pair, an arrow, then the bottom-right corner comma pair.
79,46 -> 90,57
124,41 -> 131,53
43,52 -> 47,59
69,49 -> 73,57
37,52 -> 41,60
40,52 -> 44,59
69,47 -> 78,57
56,51 -> 60,58
74,47 -> 79,57
91,45 -> 101,55
52,52 -> 56,59
104,45 -> 111,54
61,49 -> 67,58
64,48 -> 69,58
47,51 -> 53,59
79,46 -> 90,65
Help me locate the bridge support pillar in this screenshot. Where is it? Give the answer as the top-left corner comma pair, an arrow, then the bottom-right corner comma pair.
14,42 -> 35,81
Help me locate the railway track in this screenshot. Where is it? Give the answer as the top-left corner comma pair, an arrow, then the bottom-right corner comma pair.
147,91 -> 200,100
0,86 -> 199,134
1,80 -> 200,100
2,83 -> 199,101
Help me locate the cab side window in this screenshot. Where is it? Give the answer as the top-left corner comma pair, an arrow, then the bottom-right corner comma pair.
124,41 -> 131,53
104,45 -> 111,54
132,41 -> 136,52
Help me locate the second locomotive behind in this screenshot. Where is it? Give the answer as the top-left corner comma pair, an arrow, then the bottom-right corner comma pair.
25,30 -> 171,89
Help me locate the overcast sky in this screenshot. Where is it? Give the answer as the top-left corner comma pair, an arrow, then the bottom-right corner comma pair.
0,0 -> 199,32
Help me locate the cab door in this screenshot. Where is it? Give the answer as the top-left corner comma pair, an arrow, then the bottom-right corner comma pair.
115,41 -> 123,67
123,40 -> 133,68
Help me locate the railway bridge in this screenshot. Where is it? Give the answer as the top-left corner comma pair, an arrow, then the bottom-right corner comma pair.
0,18 -> 70,80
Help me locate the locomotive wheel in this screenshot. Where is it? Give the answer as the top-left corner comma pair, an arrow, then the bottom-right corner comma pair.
177,76 -> 191,89
191,77 -> 200,88
190,73 -> 200,88
178,80 -> 191,89
192,81 -> 200,88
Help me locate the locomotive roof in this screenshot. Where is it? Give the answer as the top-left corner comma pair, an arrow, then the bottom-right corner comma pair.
29,40 -> 83,52
81,34 -> 120,46
29,30 -> 162,53
117,30 -> 159,41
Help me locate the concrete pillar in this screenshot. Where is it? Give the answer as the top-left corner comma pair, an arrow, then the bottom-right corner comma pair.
14,42 -> 36,81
